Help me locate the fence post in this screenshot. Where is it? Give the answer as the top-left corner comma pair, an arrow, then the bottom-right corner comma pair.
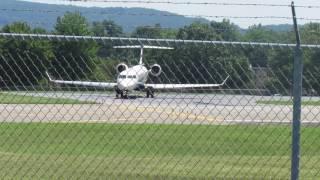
291,2 -> 303,180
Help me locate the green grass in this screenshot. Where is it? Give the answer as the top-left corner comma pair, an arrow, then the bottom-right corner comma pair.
0,123 -> 319,179
257,100 -> 320,106
0,92 -> 95,104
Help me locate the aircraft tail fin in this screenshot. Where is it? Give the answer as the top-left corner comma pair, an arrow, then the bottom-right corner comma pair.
114,45 -> 174,65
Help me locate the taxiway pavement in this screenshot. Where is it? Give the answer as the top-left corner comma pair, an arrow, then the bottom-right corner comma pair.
1,92 -> 319,125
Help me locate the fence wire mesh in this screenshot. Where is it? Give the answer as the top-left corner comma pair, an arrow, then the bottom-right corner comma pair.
0,30 -> 319,179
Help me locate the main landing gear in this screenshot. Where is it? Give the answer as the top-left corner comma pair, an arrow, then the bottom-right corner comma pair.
146,87 -> 154,98
115,87 -> 154,99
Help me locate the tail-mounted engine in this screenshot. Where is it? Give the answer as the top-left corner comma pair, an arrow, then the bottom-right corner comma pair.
150,64 -> 162,76
116,63 -> 128,73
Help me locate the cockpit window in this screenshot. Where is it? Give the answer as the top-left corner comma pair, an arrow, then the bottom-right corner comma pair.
127,75 -> 137,79
119,75 -> 136,79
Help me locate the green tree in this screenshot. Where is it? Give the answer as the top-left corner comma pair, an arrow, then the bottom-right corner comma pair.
55,12 -> 91,36
300,23 -> 320,95
265,23 -> 320,95
266,49 -> 293,94
132,24 -> 178,39
242,25 -> 282,67
243,24 -> 281,42
92,20 -> 123,37
52,12 -> 99,80
177,22 -> 217,40
211,19 -> 240,41
92,20 -> 124,58
132,24 -> 162,38
0,22 -> 52,88
146,22 -> 252,88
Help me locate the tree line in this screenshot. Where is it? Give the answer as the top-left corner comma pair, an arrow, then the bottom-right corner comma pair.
0,12 -> 319,95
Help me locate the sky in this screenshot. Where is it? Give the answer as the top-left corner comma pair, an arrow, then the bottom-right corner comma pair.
19,0 -> 320,28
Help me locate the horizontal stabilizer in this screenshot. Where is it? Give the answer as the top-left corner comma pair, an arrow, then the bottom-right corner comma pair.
113,45 -> 174,50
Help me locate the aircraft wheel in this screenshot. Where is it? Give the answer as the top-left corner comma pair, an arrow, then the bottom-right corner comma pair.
146,88 -> 154,98
115,88 -> 122,98
122,91 -> 129,99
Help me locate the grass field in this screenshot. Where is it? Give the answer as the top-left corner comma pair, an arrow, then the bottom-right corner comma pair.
257,100 -> 320,106
0,92 -> 95,104
0,123 -> 318,179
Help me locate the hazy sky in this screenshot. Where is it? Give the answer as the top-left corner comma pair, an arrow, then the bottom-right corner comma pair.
20,0 -> 320,28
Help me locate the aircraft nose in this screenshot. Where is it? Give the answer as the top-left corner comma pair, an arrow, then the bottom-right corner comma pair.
118,81 -> 126,90
118,80 -> 136,90
118,82 -> 124,90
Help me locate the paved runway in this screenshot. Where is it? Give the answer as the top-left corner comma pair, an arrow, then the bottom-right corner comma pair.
1,92 -> 320,125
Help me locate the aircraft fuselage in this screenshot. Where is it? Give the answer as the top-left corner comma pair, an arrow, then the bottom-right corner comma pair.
116,65 -> 149,91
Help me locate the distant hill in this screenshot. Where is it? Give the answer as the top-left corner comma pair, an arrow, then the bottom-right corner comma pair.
0,0 -> 209,32
0,0 -> 294,33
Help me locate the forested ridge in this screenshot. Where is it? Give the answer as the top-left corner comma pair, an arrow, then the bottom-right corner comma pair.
1,0 -> 209,32
0,12 -> 319,95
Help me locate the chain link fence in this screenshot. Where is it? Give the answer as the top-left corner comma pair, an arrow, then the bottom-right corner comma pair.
0,32 -> 319,179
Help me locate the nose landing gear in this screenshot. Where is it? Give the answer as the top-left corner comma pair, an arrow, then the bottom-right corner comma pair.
115,87 -> 122,98
123,90 -> 129,99
115,87 -> 128,99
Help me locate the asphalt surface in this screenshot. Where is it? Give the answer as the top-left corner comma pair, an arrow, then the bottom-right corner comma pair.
1,91 -> 320,125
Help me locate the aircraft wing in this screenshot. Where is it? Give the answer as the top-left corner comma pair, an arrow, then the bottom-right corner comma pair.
46,72 -> 117,88
146,76 -> 230,90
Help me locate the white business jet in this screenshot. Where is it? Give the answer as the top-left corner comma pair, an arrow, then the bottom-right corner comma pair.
46,45 -> 229,98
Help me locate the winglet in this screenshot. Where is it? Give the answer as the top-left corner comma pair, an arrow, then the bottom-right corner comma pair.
45,71 -> 54,82
220,75 -> 230,86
